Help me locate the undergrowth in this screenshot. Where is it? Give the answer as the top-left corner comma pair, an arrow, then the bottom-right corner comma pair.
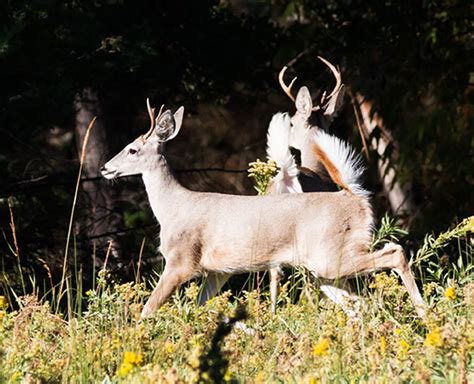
0,215 -> 473,382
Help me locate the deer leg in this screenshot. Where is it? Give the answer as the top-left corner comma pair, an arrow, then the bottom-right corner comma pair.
319,284 -> 363,319
198,272 -> 230,306
269,267 -> 283,314
141,262 -> 196,319
345,242 -> 426,318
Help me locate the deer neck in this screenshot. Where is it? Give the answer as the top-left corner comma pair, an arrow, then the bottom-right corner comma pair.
141,155 -> 188,225
300,128 -> 321,172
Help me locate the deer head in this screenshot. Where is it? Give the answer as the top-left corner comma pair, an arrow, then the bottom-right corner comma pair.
279,56 -> 345,151
101,99 -> 184,179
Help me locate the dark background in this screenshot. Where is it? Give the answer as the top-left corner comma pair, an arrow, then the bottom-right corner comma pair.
0,0 -> 472,292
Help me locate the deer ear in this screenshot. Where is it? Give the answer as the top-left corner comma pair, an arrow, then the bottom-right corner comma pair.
155,107 -> 184,142
155,110 -> 176,142
295,86 -> 313,117
169,106 -> 184,139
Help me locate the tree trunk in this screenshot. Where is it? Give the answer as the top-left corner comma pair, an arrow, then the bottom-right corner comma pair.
355,93 -> 415,226
74,88 -> 122,267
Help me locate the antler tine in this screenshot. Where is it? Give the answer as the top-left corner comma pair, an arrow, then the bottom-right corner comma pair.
278,66 -> 297,103
156,104 -> 164,121
317,56 -> 342,101
144,102 -> 166,141
311,91 -> 325,112
147,98 -> 156,129
144,98 -> 156,140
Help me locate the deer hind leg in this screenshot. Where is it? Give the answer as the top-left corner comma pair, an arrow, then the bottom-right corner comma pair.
141,261 -> 197,319
198,272 -> 230,306
269,267 -> 283,314
320,282 -> 363,320
346,242 -> 426,318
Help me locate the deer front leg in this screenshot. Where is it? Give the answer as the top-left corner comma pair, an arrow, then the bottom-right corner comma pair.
198,272 -> 230,306
269,267 -> 283,314
141,261 -> 197,319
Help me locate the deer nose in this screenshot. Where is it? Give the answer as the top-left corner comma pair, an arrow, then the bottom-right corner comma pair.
100,166 -> 107,173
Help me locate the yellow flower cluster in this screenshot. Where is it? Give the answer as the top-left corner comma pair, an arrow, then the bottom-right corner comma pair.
0,296 -> 7,322
248,158 -> 277,178
117,351 -> 143,377
248,158 -> 277,195
398,339 -> 410,358
444,286 -> 456,301
313,338 -> 330,357
424,328 -> 443,348
380,336 -> 387,356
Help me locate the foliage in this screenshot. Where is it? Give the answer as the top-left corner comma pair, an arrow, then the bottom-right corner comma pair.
371,213 -> 409,251
247,158 -> 277,195
0,266 -> 472,382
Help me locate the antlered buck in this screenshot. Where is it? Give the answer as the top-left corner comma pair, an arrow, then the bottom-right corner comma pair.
265,56 -> 352,313
101,99 -> 426,320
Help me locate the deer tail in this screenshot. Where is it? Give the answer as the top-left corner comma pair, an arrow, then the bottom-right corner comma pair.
266,113 -> 302,194
311,130 -> 368,198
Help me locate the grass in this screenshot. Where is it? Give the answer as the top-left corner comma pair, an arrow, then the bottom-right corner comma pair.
0,217 -> 473,383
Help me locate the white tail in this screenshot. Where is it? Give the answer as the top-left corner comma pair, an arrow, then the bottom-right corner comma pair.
101,99 -> 426,320
311,131 -> 368,198
266,113 -> 302,194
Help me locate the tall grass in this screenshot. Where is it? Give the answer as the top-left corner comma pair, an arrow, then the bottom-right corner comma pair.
1,211 -> 472,382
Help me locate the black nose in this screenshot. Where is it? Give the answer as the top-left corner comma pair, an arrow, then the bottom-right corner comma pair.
100,166 -> 106,172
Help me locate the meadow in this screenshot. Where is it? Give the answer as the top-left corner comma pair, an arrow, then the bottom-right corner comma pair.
0,209 -> 472,383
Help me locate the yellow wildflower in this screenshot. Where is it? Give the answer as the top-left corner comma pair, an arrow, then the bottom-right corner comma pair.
223,370 -> 234,382
398,339 -> 410,358
313,338 -> 330,356
394,328 -> 402,336
117,351 -> 143,377
309,378 -> 321,384
165,341 -> 174,354
445,286 -> 456,301
254,371 -> 266,384
0,296 -> 7,309
248,158 -> 278,195
118,362 -> 134,377
380,336 -> 387,356
123,351 -> 143,365
425,328 -> 443,348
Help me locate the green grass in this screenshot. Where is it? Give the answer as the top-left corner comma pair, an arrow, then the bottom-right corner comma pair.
0,217 -> 473,383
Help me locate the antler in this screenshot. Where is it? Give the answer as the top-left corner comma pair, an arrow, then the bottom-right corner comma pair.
317,56 -> 342,106
143,98 -> 164,141
278,66 -> 297,103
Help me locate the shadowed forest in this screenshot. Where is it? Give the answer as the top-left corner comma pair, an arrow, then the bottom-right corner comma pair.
0,1 -> 473,382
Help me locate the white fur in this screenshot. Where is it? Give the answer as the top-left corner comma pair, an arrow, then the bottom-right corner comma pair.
312,130 -> 369,198
266,113 -> 302,194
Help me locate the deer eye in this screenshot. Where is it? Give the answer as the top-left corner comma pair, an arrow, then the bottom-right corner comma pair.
128,148 -> 138,155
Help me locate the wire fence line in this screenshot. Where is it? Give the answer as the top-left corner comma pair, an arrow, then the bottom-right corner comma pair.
1,168 -> 248,197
